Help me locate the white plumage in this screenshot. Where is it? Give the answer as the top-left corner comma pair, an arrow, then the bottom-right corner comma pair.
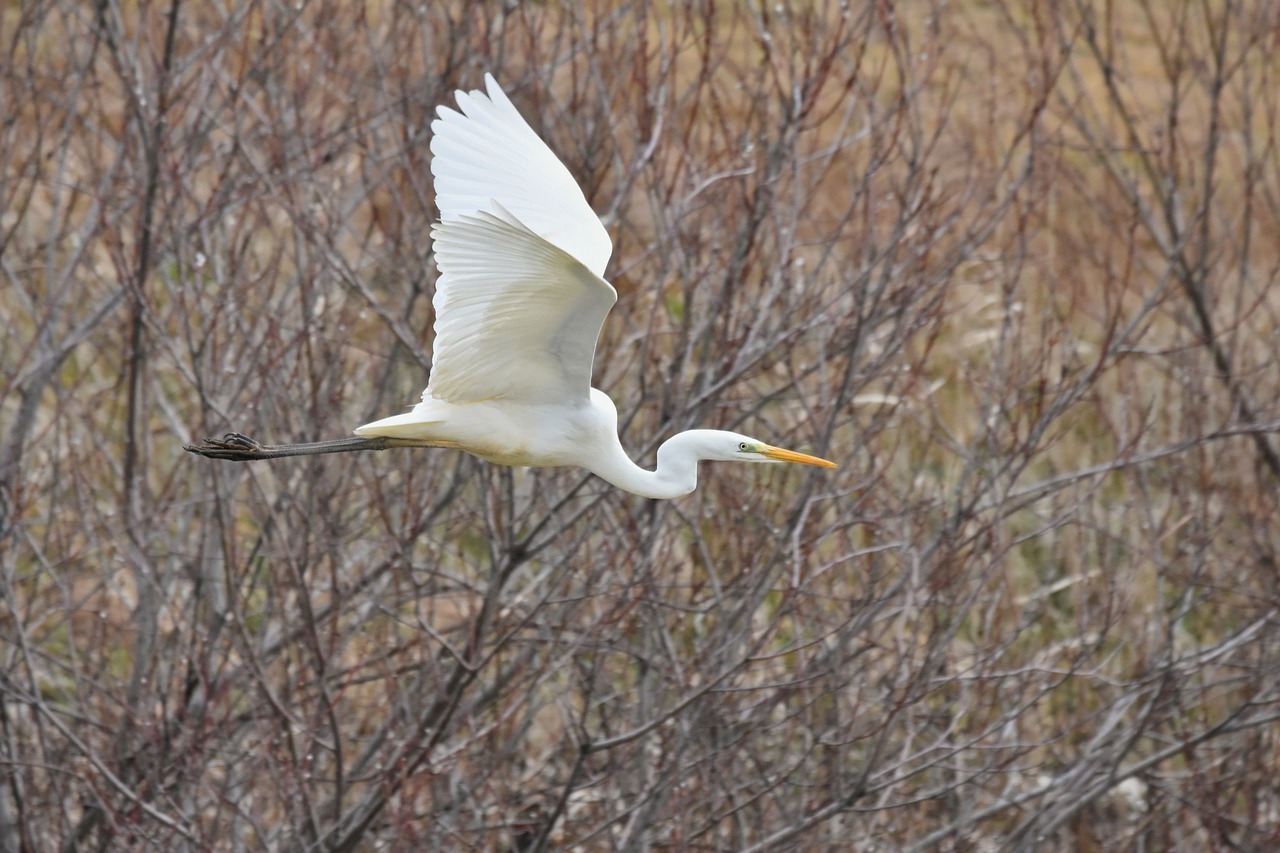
192,74 -> 835,498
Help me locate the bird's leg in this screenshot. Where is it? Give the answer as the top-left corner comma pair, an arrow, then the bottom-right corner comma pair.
185,433 -> 421,461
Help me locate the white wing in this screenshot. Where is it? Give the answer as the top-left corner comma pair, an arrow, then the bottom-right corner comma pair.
421,75 -> 618,406
425,205 -> 616,405
431,73 -> 612,277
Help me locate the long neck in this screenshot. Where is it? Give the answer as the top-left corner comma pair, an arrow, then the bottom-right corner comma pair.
585,431 -> 712,500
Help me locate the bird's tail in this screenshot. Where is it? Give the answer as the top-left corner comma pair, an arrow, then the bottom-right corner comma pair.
354,407 -> 446,441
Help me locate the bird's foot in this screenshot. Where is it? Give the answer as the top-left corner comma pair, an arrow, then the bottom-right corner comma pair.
185,432 -> 268,460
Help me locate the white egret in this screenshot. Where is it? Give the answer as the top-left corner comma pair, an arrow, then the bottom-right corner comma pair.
187,74 -> 836,498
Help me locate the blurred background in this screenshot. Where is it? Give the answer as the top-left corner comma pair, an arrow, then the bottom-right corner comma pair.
2,1 -> 1278,849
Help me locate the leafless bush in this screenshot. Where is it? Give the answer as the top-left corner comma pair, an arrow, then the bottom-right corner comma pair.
2,1 -> 1277,850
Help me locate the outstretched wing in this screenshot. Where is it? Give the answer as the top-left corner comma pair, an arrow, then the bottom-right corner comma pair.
431,73 -> 612,277
426,206 -> 616,405
422,74 -> 617,406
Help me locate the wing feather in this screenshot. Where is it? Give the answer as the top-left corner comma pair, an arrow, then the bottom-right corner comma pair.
431,73 -> 612,277
425,208 -> 616,405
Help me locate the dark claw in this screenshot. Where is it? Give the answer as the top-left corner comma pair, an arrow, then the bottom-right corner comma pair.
185,432 -> 267,460
220,433 -> 260,451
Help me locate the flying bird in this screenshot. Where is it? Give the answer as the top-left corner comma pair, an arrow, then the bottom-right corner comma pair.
187,74 -> 836,499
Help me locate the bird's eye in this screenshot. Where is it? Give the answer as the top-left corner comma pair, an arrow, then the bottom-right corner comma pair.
738,442 -> 749,451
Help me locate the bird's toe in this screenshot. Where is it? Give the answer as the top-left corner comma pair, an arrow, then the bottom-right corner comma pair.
184,432 -> 267,459
221,433 -> 260,451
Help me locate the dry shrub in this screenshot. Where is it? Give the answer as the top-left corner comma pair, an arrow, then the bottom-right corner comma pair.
1,1 -> 1277,850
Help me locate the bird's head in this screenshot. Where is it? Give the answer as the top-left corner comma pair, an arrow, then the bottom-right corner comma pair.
686,430 -> 837,469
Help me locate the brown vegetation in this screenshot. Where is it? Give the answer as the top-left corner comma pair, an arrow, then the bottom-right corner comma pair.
2,0 -> 1278,850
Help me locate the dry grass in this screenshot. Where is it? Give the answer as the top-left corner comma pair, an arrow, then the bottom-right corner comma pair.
2,0 -> 1279,850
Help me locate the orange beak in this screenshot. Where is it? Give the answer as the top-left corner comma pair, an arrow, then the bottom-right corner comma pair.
759,445 -> 838,468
